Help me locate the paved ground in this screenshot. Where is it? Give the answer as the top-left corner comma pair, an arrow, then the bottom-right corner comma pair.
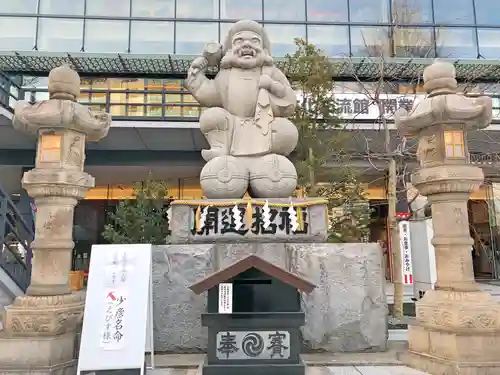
149,366 -> 429,375
147,342 -> 430,374
147,341 -> 407,369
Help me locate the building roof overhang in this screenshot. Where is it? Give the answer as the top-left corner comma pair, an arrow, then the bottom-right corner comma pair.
2,52 -> 500,82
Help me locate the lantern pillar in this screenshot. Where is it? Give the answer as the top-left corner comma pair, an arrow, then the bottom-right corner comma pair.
0,64 -> 111,374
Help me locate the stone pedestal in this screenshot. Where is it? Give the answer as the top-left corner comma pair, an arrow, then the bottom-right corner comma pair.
0,64 -> 110,374
398,166 -> 500,375
402,290 -> 500,375
395,60 -> 500,375
0,332 -> 77,375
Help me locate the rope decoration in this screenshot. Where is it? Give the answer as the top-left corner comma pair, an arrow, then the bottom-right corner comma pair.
171,199 -> 327,207
179,199 -> 327,233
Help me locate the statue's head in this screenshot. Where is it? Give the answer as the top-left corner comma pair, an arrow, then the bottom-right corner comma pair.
220,20 -> 273,70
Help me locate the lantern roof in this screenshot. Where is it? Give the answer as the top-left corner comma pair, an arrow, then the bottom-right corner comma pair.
189,254 -> 316,295
395,60 -> 493,136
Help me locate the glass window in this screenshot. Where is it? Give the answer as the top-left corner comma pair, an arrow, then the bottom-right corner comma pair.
444,131 -> 465,157
130,21 -> 174,53
183,94 -> 201,118
131,0 -> 174,17
263,24 -> 306,57
165,94 -> 182,116
38,18 -> 83,52
220,22 -> 235,43
478,29 -> 500,59
393,27 -> 434,57
86,0 -> 131,17
307,25 -> 349,57
391,0 -> 432,24
349,0 -> 389,23
307,0 -> 348,22
350,26 -> 391,56
436,27 -> 477,58
220,0 -> 262,20
39,0 -> 85,15
0,0 -> 37,13
433,0 -> 474,24
84,20 -> 129,53
475,0 -> 500,25
263,0 -> 305,21
0,17 -> 36,51
175,22 -> 218,54
176,0 -> 218,19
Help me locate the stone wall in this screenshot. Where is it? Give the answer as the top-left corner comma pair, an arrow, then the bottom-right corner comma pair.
152,242 -> 388,353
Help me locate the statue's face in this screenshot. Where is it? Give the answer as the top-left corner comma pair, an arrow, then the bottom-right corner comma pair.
232,31 -> 263,64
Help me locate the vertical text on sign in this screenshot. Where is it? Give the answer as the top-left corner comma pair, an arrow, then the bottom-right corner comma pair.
218,283 -> 233,314
399,220 -> 413,285
100,250 -> 133,351
100,290 -> 127,350
105,250 -> 133,288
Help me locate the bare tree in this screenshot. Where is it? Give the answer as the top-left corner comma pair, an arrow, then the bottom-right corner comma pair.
345,0 -> 436,318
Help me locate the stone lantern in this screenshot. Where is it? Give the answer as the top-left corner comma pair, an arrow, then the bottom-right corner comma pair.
0,65 -> 111,374
395,60 -> 500,375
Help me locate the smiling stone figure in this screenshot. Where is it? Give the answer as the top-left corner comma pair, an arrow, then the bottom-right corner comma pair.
185,20 -> 299,199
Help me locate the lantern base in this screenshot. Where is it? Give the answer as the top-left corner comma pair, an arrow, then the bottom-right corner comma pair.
201,357 -> 306,375
401,289 -> 500,375
2,292 -> 84,337
0,331 -> 78,375
400,348 -> 500,375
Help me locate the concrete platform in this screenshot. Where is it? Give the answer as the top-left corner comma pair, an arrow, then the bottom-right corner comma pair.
146,341 -> 408,369
148,365 -> 431,375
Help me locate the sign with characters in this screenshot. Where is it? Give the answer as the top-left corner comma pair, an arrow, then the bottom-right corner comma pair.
77,244 -> 155,375
399,220 -> 414,285
296,92 -> 420,121
216,331 -> 291,360
192,201 -> 309,237
218,283 -> 233,314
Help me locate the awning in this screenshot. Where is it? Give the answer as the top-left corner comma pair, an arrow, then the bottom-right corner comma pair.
2,52 -> 500,82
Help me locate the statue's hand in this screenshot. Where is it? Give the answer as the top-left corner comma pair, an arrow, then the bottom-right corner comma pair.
259,74 -> 274,90
188,56 -> 209,78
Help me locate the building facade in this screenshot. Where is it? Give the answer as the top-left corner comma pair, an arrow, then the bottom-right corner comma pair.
2,0 -> 500,286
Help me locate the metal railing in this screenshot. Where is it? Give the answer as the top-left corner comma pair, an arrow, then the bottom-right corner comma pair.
0,71 -> 21,113
26,87 -> 204,121
0,185 -> 33,292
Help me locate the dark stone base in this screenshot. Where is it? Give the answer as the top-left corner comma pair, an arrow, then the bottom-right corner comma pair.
202,358 -> 306,375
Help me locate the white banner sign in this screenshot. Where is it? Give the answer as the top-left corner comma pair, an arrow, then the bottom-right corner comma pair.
399,220 -> 414,285
296,93 -> 500,122
78,244 -> 155,375
218,283 -> 233,314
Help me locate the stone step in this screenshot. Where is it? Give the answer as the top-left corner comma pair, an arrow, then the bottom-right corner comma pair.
148,342 -> 407,369
147,365 -> 430,375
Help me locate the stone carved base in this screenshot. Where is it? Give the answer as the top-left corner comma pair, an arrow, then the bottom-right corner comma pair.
415,289 -> 500,332
403,289 -> 500,375
2,292 -> 85,337
0,331 -> 77,375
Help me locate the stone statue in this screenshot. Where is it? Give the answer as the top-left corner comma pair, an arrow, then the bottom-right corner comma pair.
185,20 -> 299,199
